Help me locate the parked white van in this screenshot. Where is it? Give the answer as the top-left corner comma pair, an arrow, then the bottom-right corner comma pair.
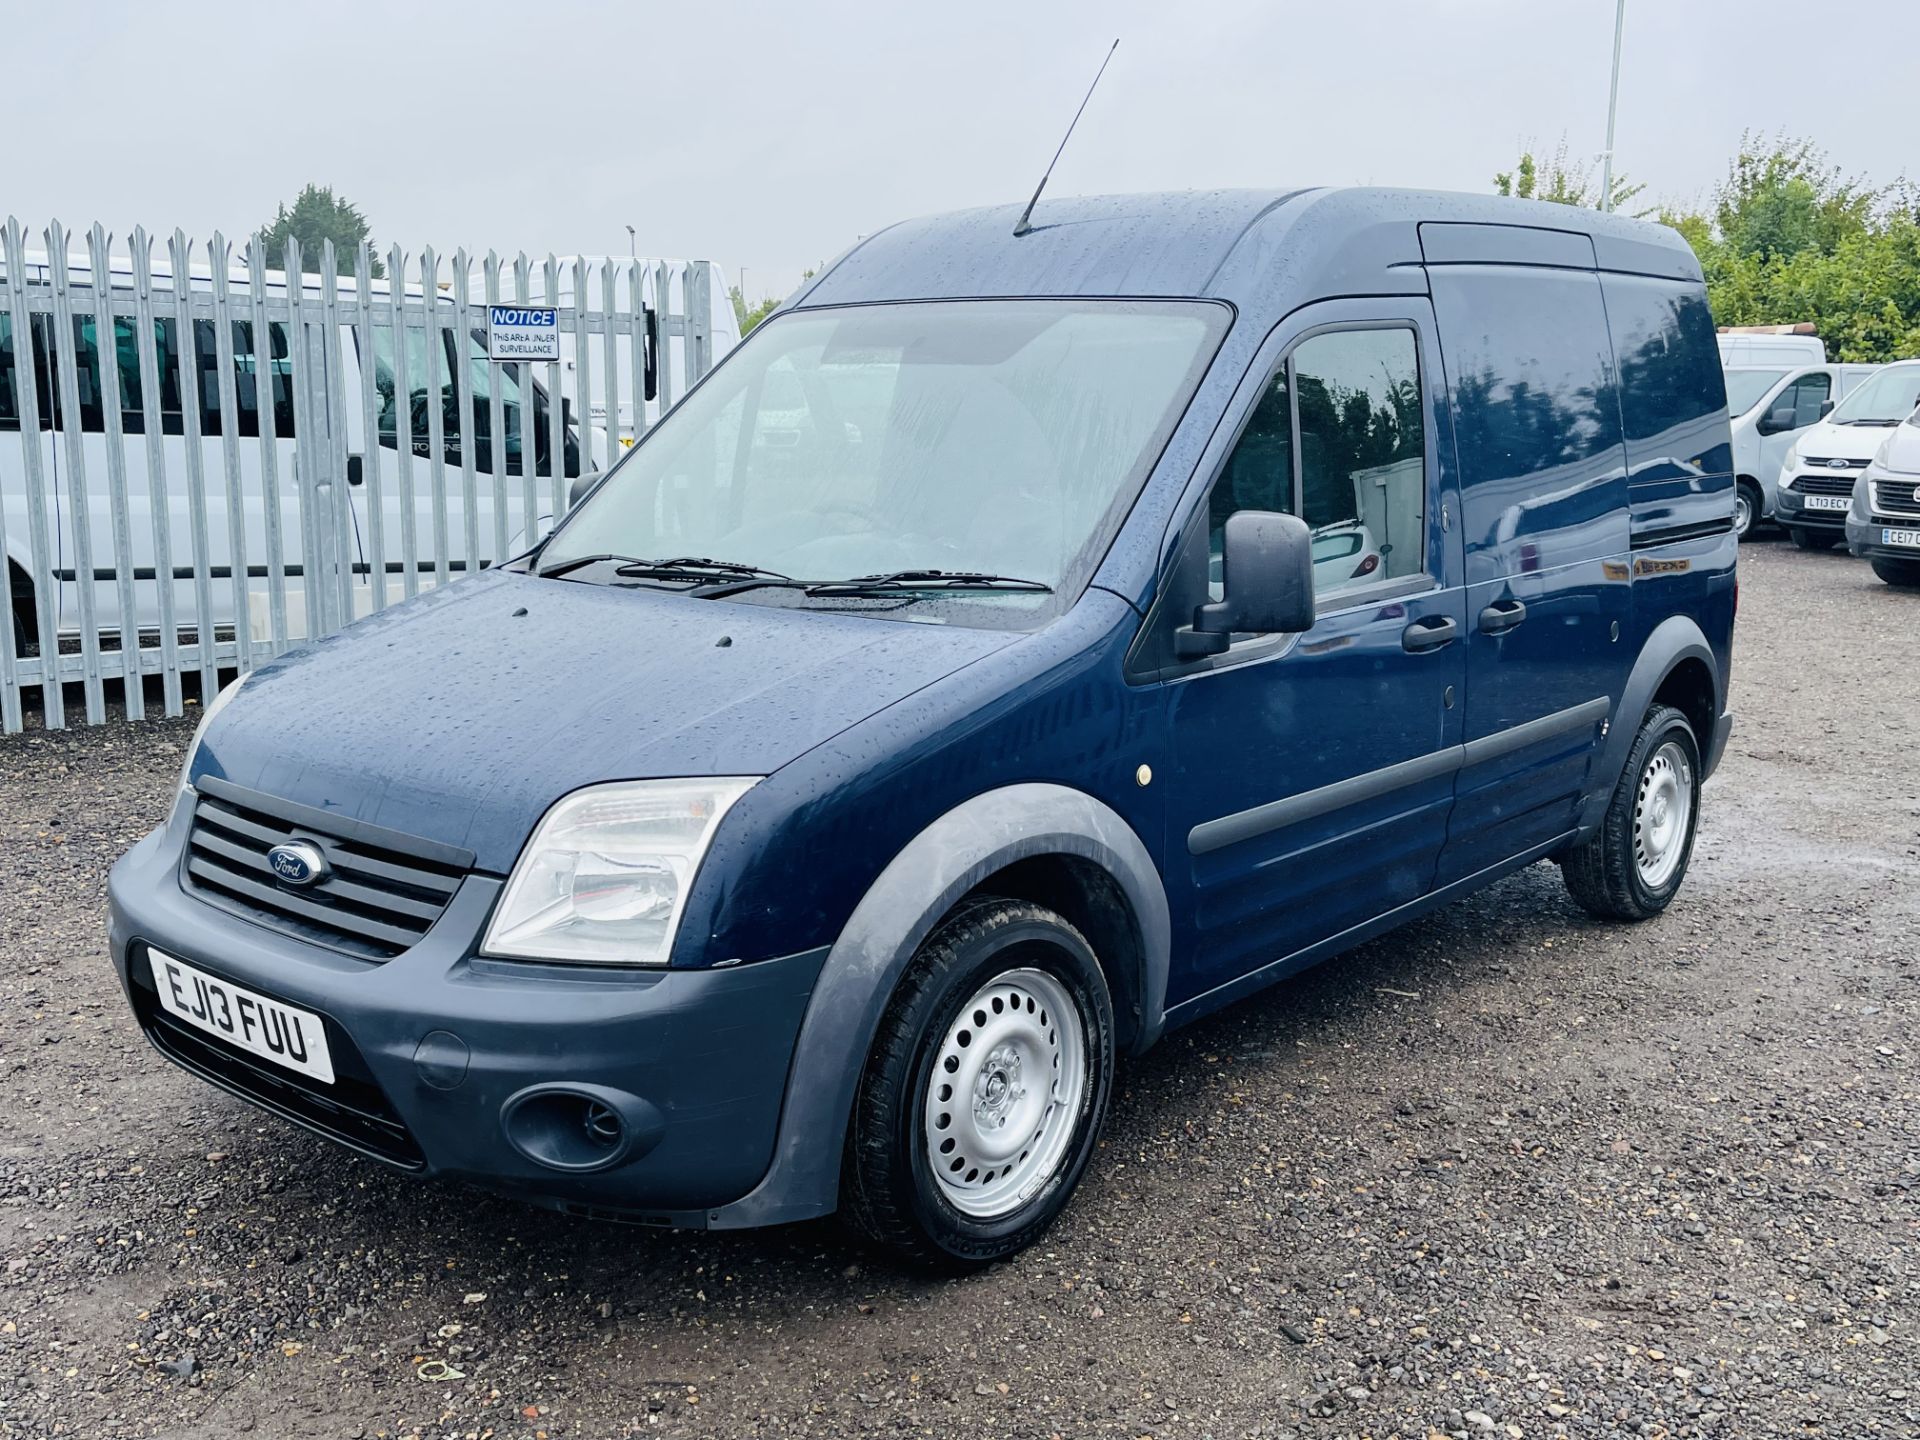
1717,327 -> 1826,367
1771,360 -> 1920,550
2,249 -> 620,655
471,257 -> 738,463
1726,362 -> 1878,537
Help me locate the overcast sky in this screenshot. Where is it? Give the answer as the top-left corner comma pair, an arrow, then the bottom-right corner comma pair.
6,0 -> 1913,301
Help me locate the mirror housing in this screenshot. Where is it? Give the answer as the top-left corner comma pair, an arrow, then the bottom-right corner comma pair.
1819,397 -> 1836,420
567,468 -> 600,512
1758,402 -> 1797,435
1178,510 -> 1315,658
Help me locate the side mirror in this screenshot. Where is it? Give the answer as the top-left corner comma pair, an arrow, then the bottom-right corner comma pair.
1178,511 -> 1315,658
567,468 -> 600,511
1758,402 -> 1797,435
1819,398 -> 1835,420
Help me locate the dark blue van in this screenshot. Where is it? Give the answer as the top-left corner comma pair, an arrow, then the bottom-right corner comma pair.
108,189 -> 1736,1266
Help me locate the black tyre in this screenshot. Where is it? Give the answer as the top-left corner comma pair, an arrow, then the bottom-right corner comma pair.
1562,704 -> 1701,922
1787,526 -> 1834,551
842,898 -> 1115,1269
1734,480 -> 1762,540
1871,556 -> 1920,588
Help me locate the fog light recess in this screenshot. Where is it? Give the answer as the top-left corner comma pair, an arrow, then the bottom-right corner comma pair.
500,1084 -> 665,1172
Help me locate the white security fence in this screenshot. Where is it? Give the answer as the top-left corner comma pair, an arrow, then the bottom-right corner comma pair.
0,218 -> 720,733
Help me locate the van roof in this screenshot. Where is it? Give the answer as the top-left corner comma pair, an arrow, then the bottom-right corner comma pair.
796,187 -> 1702,321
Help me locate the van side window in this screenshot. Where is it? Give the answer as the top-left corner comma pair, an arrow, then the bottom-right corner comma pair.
1207,326 -> 1426,603
46,316 -> 292,439
0,314 -> 19,431
371,325 -> 548,475
1785,373 -> 1830,427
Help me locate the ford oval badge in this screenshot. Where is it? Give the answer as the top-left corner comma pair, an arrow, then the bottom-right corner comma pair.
267,841 -> 329,887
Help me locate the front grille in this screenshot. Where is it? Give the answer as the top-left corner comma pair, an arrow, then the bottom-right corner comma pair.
1870,479 -> 1920,518
130,949 -> 424,1168
1801,456 -> 1867,470
184,776 -> 472,960
1789,473 -> 1856,498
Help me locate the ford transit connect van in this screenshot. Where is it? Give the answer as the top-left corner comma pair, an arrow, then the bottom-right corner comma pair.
108,189 -> 1736,1267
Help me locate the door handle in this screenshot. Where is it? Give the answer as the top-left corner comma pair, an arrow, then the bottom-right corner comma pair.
346,454 -> 364,487
1478,598 -> 1527,634
1401,616 -> 1458,653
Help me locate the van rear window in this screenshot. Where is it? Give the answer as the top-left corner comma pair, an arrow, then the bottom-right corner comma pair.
1601,274 -> 1730,473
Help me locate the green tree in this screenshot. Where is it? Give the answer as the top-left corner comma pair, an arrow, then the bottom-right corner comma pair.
1661,135 -> 1920,362
1494,136 -> 1646,216
255,184 -> 384,277
730,285 -> 778,335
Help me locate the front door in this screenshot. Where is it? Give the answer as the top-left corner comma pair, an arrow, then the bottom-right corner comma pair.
1148,302 -> 1467,1010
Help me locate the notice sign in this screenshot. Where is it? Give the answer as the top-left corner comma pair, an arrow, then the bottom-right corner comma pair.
486,305 -> 559,362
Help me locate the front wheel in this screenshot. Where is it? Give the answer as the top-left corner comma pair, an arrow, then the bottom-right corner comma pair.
842,899 -> 1115,1268
1562,704 -> 1701,921
1871,556 -> 1920,588
1734,481 -> 1762,540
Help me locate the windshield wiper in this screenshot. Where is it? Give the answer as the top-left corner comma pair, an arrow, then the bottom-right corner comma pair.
804,569 -> 1054,598
537,552 -> 659,579
614,556 -> 793,582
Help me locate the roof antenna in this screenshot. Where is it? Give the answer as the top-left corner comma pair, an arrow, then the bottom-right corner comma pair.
1012,38 -> 1119,238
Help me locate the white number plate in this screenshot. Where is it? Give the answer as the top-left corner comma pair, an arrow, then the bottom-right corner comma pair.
1883,527 -> 1920,549
149,949 -> 335,1084
1803,495 -> 1851,512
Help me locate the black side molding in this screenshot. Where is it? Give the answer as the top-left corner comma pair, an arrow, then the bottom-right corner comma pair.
1460,696 -> 1610,769
1187,697 -> 1611,856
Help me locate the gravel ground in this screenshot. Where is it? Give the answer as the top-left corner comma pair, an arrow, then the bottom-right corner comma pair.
3,536 -> 1918,1440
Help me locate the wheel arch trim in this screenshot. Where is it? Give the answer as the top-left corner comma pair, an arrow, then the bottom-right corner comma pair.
1579,614 -> 1721,832
704,782 -> 1169,1229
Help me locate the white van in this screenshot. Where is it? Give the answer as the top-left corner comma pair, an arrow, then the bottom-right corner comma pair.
471,257 -> 738,465
1771,360 -> 1920,549
1717,328 -> 1826,367
1726,361 -> 1878,537
2,251 -> 596,654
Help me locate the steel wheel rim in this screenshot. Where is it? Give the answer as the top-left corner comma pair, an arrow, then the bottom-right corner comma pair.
923,966 -> 1088,1220
1734,491 -> 1752,535
1633,739 -> 1694,889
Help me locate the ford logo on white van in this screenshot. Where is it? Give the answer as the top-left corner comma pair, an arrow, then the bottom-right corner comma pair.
267,842 -> 328,887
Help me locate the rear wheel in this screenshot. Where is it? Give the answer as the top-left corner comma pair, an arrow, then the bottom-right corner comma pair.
1787,526 -> 1835,551
1562,704 -> 1701,921
1734,480 -> 1762,540
1872,556 -> 1920,588
842,899 -> 1115,1269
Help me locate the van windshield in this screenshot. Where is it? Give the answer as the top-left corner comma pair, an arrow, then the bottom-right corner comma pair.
1723,368 -> 1788,416
1829,366 -> 1920,425
537,299 -> 1227,625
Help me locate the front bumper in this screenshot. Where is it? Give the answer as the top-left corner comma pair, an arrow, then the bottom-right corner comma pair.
1773,481 -> 1855,531
1846,508 -> 1920,562
108,798 -> 826,1226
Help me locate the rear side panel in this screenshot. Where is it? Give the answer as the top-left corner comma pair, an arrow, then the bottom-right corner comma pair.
1420,229 -> 1633,881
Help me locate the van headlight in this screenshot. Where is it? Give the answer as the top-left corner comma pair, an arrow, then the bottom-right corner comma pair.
176,675 -> 247,797
481,778 -> 757,965
1782,441 -> 1802,473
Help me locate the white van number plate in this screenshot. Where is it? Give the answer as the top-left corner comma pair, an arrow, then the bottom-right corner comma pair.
1882,528 -> 1920,549
149,949 -> 335,1084
1803,495 -> 1851,512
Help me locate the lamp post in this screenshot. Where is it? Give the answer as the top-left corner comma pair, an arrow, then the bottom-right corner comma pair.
1599,0 -> 1626,212
625,224 -> 635,258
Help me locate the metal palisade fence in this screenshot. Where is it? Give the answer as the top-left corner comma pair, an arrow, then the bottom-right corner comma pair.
0,218 -> 718,733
